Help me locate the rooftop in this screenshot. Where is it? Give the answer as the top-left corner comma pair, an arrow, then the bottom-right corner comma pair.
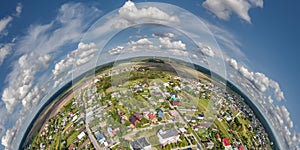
130,137 -> 151,150
158,128 -> 178,139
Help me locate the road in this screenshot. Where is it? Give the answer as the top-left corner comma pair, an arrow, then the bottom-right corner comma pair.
84,90 -> 102,150
86,124 -> 102,150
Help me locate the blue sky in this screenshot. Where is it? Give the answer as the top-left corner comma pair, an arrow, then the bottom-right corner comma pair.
0,0 -> 299,149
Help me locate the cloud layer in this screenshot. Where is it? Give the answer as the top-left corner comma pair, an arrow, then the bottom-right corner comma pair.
202,0 -> 263,22
119,0 -> 179,22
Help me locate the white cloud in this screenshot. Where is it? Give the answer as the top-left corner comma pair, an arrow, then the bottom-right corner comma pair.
1,3 -> 102,149
52,42 -> 98,87
226,58 -> 238,70
129,38 -> 153,45
0,16 -> 13,33
15,3 -> 22,17
281,105 -> 293,129
0,43 -> 13,65
1,2 -> 101,112
228,58 -> 285,101
1,128 -> 15,149
267,96 -> 273,104
2,3 -> 101,115
108,46 -> 124,55
198,44 -> 215,57
203,21 -> 245,58
119,0 -> 179,22
152,33 -> 176,39
16,2 -> 100,55
159,37 -> 186,50
202,0 -> 263,23
2,53 -> 51,113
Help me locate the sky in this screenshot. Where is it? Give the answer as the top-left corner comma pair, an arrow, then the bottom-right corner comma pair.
0,0 -> 299,149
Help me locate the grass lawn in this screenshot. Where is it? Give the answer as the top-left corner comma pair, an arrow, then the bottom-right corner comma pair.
67,131 -> 79,146
214,120 -> 232,141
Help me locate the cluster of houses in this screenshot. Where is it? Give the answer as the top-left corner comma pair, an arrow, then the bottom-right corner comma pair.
35,63 -> 272,150
129,128 -> 182,150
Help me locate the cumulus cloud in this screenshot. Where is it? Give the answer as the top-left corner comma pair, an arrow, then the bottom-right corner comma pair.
1,4 -> 101,149
159,37 -> 186,50
152,33 -> 176,39
130,38 -> 153,45
227,58 -> 284,101
119,0 -> 179,22
15,3 -> 22,17
226,58 -> 238,70
17,2 -> 100,54
202,0 -> 263,23
52,42 -> 98,87
280,105 -> 293,129
198,44 -> 215,57
0,43 -> 13,65
0,16 -> 13,33
2,53 -> 51,113
1,2 -> 101,111
108,46 -> 124,55
1,128 -> 15,149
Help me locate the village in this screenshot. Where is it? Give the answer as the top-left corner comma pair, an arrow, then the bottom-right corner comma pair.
28,62 -> 272,150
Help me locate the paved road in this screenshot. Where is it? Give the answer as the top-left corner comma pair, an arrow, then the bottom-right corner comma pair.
84,89 -> 102,150
86,123 -> 101,150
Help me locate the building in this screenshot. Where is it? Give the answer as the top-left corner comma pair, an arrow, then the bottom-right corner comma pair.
169,110 -> 178,118
134,112 -> 143,120
196,114 -> 204,120
148,113 -> 157,122
130,137 -> 151,150
222,138 -> 232,150
129,115 -> 140,126
157,128 -> 180,146
203,141 -> 215,149
171,100 -> 181,107
94,131 -> 105,143
77,132 -> 86,140
157,111 -> 165,119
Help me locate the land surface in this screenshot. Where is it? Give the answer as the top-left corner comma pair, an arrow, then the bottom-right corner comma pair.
23,58 -> 272,150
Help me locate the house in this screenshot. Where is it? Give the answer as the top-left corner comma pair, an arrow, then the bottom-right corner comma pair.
129,115 -> 140,126
130,137 -> 151,150
169,92 -> 178,97
134,112 -> 143,120
68,143 -> 75,150
157,111 -> 165,119
148,113 -> 157,122
95,131 -> 106,143
222,138 -> 232,150
196,114 -> 204,120
163,83 -> 169,87
186,115 -> 196,123
169,110 -> 178,117
171,96 -> 178,101
203,141 -> 215,149
171,100 -> 181,107
178,128 -> 187,133
193,123 -> 211,131
157,128 -> 180,146
77,132 -> 86,140
225,115 -> 232,122
118,110 -> 125,116
238,144 -> 245,150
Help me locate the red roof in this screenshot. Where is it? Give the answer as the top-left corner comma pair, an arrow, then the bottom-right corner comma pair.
148,113 -> 157,121
171,100 -> 181,106
222,138 -> 231,146
238,145 -> 244,150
